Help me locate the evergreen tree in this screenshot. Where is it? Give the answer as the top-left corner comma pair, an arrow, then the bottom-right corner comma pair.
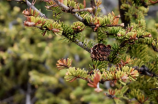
1,0 -> 158,104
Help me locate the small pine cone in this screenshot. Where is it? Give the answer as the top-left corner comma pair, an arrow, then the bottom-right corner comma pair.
91,44 -> 111,61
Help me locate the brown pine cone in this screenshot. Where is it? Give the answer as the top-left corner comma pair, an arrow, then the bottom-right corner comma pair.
91,44 -> 111,61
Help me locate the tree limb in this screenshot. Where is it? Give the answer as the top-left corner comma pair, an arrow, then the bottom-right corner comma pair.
24,0 -> 91,52
134,65 -> 158,77
74,39 -> 91,53
53,0 -> 69,10
25,0 -> 46,18
118,0 -> 130,28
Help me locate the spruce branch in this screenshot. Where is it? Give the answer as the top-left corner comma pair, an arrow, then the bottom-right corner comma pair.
29,25 -> 60,33
52,0 -> 93,13
25,0 -> 46,18
109,39 -> 129,63
73,13 -> 84,22
105,24 -> 124,27
62,31 -> 91,53
118,0 -> 130,28
134,65 -> 158,77
36,23 -> 91,52
51,0 -> 123,31
22,0 -> 91,53
52,0 -> 92,27
53,0 -> 69,10
72,8 -> 93,13
74,39 -> 91,53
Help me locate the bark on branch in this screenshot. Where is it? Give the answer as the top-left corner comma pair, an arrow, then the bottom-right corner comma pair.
24,0 -> 91,53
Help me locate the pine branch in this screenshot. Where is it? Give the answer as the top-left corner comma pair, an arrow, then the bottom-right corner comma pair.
52,0 -> 91,26
23,0 -> 90,53
53,0 -> 69,10
109,39 -> 129,63
72,8 -> 93,12
134,65 -> 158,77
104,24 -> 124,27
73,13 -> 84,22
74,39 -> 91,53
118,0 -> 130,28
33,25 -> 60,33
62,32 -> 91,53
52,0 -> 123,30
25,0 -> 46,18
53,0 -> 93,13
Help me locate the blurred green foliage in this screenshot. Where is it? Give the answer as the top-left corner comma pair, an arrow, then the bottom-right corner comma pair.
0,1 -> 113,104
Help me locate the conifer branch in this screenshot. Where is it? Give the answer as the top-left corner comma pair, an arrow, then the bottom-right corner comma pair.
52,0 -> 93,13
53,0 -> 69,10
109,34 -> 152,63
109,39 -> 129,63
62,32 -> 91,53
118,0 -> 130,28
74,39 -> 91,53
72,8 -> 93,12
25,0 -> 46,18
52,0 -> 92,27
51,0 -> 92,28
52,0 -> 123,30
73,13 -> 84,22
134,65 -> 158,77
32,25 -> 60,32
23,0 -> 91,53
105,24 -> 124,27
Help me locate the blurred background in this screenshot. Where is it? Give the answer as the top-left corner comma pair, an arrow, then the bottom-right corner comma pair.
0,0 -> 158,104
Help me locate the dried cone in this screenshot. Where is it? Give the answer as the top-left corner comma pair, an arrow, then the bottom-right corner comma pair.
91,44 -> 111,61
